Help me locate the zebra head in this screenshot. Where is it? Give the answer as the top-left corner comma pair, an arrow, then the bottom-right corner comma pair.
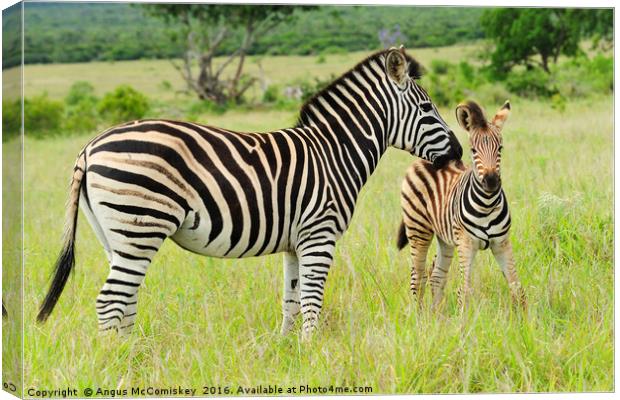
456,100 -> 511,193
384,47 -> 462,168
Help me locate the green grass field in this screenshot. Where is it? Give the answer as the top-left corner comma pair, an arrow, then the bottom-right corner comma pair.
10,48 -> 615,394
6,43 -> 481,103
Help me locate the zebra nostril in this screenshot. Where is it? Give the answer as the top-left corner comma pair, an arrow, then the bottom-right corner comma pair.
483,173 -> 500,190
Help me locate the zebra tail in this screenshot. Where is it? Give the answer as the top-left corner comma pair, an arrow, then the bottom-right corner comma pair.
396,220 -> 408,250
37,151 -> 86,323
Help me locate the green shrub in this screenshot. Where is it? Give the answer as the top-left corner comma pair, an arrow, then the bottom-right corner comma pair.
320,46 -> 347,55
430,59 -> 451,75
471,82 -> 512,107
550,93 -> 567,112
98,85 -> 149,124
186,100 -> 227,120
24,94 -> 64,138
316,55 -> 326,64
504,68 -> 556,98
64,101 -> 100,133
2,99 -> 21,141
553,54 -> 612,98
298,75 -> 336,103
64,81 -> 100,134
65,81 -> 97,106
159,80 -> 173,91
262,85 -> 281,104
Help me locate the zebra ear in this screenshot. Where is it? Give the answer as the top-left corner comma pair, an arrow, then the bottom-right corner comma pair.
456,104 -> 474,133
456,101 -> 487,133
492,100 -> 511,129
386,49 -> 408,87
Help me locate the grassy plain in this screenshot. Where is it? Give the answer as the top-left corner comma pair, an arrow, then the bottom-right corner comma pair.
7,43 -> 481,103
12,46 -> 614,394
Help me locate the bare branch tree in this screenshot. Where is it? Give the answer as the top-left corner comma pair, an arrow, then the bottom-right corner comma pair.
143,4 -> 314,104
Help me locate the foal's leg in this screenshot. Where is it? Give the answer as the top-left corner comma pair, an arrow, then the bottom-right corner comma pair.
405,225 -> 433,305
429,238 -> 455,309
455,234 -> 477,313
491,237 -> 527,311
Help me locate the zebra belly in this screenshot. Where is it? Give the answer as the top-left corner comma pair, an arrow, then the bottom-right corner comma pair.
169,220 -> 290,258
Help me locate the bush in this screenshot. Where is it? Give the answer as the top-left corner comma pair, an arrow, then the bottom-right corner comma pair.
471,82 -> 512,107
64,81 -> 100,134
504,68 -> 556,98
2,99 -> 21,141
320,46 -> 347,55
298,75 -> 336,103
262,85 -> 281,104
65,81 -> 97,106
422,60 -> 486,107
186,100 -> 227,120
98,85 -> 149,124
553,54 -> 612,98
24,94 -> 65,138
430,59 -> 451,75
64,101 -> 100,133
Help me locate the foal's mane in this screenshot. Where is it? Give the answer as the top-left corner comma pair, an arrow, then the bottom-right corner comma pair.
295,49 -> 424,128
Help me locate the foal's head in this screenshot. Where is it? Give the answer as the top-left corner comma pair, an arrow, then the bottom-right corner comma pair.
455,100 -> 511,193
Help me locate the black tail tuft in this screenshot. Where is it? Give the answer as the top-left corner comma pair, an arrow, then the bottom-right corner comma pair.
37,239 -> 75,323
2,301 -> 7,318
396,220 -> 408,250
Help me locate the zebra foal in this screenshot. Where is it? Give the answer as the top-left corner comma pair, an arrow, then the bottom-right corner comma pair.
37,47 -> 462,338
397,100 -> 526,311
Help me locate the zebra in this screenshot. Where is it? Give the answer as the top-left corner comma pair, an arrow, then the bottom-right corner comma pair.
37,46 -> 463,338
397,100 -> 526,311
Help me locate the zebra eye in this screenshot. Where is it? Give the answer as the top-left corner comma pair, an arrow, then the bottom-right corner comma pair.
420,103 -> 433,113
471,148 -> 477,154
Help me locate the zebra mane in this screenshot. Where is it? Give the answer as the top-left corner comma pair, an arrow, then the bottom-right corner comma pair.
296,49 -> 424,128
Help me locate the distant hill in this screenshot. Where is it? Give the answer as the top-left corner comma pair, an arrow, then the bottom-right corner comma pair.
3,3 -> 485,68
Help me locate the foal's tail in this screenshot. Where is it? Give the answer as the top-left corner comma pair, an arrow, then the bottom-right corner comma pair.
37,151 -> 86,323
396,220 -> 408,250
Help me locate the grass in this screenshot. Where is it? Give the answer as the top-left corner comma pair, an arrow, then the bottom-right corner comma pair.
7,43 -> 481,102
14,91 -> 613,394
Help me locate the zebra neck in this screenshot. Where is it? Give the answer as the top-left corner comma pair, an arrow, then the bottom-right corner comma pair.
299,93 -> 388,192
462,172 -> 503,215
457,171 -> 510,248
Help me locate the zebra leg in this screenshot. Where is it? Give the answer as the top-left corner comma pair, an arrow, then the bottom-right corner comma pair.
455,236 -> 476,312
118,293 -> 138,335
430,238 -> 454,309
280,252 -> 300,335
297,239 -> 335,340
491,238 -> 527,311
96,253 -> 151,334
405,229 -> 433,306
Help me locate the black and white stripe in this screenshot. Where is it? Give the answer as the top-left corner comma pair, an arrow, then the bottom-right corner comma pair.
38,47 -> 462,336
397,100 -> 525,310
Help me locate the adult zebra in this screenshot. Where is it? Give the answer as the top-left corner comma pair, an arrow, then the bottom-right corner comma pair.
37,47 -> 462,337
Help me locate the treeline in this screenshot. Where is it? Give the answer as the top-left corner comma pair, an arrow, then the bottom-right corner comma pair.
3,3 -> 484,68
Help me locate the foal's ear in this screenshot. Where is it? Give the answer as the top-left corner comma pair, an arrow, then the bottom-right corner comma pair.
456,100 -> 487,133
386,48 -> 408,87
492,100 -> 511,129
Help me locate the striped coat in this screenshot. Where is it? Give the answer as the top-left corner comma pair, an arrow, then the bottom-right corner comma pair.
398,100 -> 526,310
38,47 -> 463,337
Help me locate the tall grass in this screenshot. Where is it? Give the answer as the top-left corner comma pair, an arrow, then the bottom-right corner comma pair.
19,95 -> 613,394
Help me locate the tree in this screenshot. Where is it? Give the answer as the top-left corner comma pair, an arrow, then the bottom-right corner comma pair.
581,9 -> 613,50
143,4 -> 313,104
481,8 -> 611,75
